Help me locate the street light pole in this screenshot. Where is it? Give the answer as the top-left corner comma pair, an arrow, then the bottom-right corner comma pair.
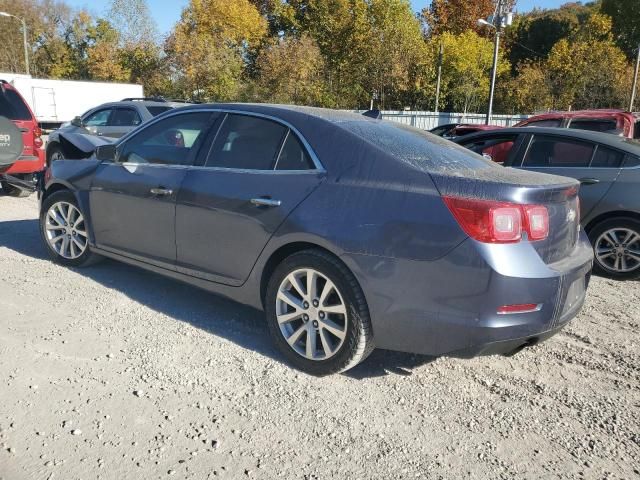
434,41 -> 443,113
630,43 -> 640,112
486,28 -> 501,124
0,12 -> 30,75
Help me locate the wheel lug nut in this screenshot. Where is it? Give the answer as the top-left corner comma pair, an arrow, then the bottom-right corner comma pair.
319,311 -> 325,319
303,301 -> 309,309
312,320 -> 319,328
303,314 -> 309,321
312,299 -> 319,307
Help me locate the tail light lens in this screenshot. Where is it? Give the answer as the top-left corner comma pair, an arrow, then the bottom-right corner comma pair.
443,196 -> 549,244
33,126 -> 43,149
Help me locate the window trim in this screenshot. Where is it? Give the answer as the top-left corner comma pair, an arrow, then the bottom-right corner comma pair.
115,108 -> 325,173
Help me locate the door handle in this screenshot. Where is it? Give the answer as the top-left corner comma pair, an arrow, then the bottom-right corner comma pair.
150,187 -> 173,196
250,197 -> 282,207
579,178 -> 600,185
97,132 -> 104,136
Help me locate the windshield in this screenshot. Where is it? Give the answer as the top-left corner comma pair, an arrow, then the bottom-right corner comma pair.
0,88 -> 32,121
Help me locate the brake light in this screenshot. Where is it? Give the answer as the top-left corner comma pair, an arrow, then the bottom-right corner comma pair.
33,126 -> 43,149
443,196 -> 549,244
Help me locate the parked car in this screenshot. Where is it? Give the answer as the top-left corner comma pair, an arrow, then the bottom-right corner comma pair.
39,105 -> 593,375
45,97 -> 191,165
515,109 -> 640,139
455,127 -> 640,280
0,80 -> 45,197
430,123 -> 502,139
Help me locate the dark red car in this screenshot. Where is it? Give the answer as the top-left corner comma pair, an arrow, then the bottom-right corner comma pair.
0,80 -> 45,197
515,109 -> 640,139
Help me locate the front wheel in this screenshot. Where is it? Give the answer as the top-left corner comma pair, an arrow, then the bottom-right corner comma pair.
588,217 -> 640,280
47,143 -> 65,166
39,190 -> 100,267
265,250 -> 374,375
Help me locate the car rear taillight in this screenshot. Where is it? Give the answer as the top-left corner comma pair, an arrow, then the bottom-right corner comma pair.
497,303 -> 542,315
443,196 -> 549,244
33,126 -> 43,149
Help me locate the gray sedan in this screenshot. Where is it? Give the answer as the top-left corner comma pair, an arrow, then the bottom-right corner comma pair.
38,105 -> 593,375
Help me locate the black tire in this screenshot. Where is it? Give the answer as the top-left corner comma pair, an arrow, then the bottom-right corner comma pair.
587,217 -> 640,280
265,249 -> 374,375
0,181 -> 31,197
39,190 -> 101,267
46,143 -> 65,166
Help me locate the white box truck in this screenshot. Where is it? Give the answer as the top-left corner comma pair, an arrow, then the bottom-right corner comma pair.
0,73 -> 143,129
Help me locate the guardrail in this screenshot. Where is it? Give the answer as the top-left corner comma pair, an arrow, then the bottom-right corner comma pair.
376,111 -> 529,130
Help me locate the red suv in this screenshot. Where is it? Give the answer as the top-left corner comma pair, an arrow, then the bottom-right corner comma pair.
515,109 -> 640,139
0,80 -> 45,197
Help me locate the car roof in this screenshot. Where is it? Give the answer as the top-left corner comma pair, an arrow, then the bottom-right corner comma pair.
454,126 -> 640,154
525,109 -> 640,120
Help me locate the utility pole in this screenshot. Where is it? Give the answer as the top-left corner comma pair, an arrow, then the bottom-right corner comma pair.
479,0 -> 512,125
0,12 -> 30,75
630,43 -> 640,112
434,42 -> 443,113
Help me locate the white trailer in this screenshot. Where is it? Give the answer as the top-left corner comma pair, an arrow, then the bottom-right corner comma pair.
0,73 -> 143,129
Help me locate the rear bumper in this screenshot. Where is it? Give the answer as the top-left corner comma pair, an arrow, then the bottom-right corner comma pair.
3,150 -> 45,174
343,232 -> 594,357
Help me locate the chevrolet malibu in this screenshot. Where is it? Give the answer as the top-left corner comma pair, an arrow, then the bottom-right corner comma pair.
39,104 -> 593,375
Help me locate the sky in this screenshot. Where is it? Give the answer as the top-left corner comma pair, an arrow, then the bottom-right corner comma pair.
64,0 -> 567,35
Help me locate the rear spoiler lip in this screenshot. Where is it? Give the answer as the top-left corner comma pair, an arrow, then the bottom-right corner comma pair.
429,172 -> 580,205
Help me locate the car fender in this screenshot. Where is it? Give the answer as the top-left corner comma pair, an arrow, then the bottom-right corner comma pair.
51,131 -> 115,159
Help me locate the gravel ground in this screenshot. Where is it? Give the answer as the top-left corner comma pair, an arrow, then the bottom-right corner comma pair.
0,194 -> 639,480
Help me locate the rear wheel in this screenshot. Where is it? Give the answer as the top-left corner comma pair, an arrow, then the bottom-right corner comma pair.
39,190 -> 100,267
588,217 -> 640,280
265,250 -> 374,375
0,181 -> 31,197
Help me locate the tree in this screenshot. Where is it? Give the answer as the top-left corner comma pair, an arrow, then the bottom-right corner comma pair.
251,34 -> 327,105
167,0 -> 267,101
421,0 -> 495,37
429,30 -> 509,113
601,0 -> 640,59
107,0 -> 158,47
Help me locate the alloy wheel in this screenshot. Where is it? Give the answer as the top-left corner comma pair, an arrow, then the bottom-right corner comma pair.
45,201 -> 88,259
275,268 -> 348,361
594,228 -> 640,273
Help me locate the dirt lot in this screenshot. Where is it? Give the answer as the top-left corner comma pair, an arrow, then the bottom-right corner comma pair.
0,193 -> 639,480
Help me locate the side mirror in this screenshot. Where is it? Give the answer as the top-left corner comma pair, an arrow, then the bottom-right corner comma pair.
71,116 -> 84,128
95,144 -> 116,162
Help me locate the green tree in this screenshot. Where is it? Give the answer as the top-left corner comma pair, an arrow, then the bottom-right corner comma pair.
601,0 -> 640,59
430,29 -> 509,113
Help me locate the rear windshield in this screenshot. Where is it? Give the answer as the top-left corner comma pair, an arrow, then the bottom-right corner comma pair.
146,106 -> 173,117
0,88 -> 32,120
569,118 -> 619,134
340,119 -> 495,173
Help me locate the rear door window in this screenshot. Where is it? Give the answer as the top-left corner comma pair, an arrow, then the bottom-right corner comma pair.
634,120 -> 640,139
522,135 -> 594,167
590,146 -> 624,168
147,106 -> 173,117
568,118 -> 619,134
0,88 -> 32,120
275,132 -> 314,170
461,135 -> 519,164
110,108 -> 141,127
206,114 -> 287,170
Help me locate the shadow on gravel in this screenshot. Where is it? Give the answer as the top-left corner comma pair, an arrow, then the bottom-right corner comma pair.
0,218 -> 438,378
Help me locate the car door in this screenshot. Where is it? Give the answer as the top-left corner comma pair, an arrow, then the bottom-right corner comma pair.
516,134 -> 622,218
82,108 -> 114,137
175,112 -> 324,286
104,107 -> 142,138
89,111 -> 214,269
